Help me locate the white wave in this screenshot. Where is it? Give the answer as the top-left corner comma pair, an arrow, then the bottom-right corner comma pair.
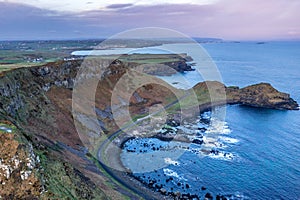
227,192 -> 250,200
208,151 -> 235,161
201,111 -> 211,119
163,168 -> 187,181
176,126 -> 195,135
203,136 -> 216,143
163,168 -> 180,178
205,118 -> 232,134
219,136 -> 239,144
164,157 -> 180,166
221,128 -> 232,134
201,136 -> 226,149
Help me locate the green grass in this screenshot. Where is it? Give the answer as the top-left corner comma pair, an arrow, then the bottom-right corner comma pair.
86,153 -> 133,200
0,63 -> 44,72
131,113 -> 149,122
87,54 -> 184,64
35,148 -> 109,200
128,58 -> 179,64
0,46 -> 69,72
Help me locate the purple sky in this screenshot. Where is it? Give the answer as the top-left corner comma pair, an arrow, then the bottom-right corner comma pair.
0,0 -> 299,40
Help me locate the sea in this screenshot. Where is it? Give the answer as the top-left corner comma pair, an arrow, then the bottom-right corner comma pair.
74,41 -> 300,199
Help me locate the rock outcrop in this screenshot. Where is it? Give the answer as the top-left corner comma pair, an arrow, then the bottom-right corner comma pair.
0,122 -> 42,199
192,81 -> 299,110
118,53 -> 195,76
226,83 -> 299,110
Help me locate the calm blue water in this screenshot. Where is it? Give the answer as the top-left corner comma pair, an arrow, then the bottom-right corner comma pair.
119,41 -> 300,199
202,41 -> 300,199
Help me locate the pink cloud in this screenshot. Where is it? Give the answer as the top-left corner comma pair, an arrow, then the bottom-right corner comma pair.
76,0 -> 300,40
1,0 -> 300,40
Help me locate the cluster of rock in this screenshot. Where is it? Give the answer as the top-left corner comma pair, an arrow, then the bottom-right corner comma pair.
0,126 -> 42,199
133,172 -> 230,200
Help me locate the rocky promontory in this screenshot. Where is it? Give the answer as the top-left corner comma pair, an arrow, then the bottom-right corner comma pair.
192,81 -> 299,111
226,83 -> 299,110
99,53 -> 195,76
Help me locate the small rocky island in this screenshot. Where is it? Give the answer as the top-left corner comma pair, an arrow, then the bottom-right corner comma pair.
0,57 -> 298,199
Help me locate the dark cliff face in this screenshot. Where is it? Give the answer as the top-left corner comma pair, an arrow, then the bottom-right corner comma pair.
0,60 -> 81,121
0,61 -> 113,199
163,60 -> 194,73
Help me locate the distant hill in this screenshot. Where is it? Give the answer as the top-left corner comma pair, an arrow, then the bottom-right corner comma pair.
192,37 -> 223,43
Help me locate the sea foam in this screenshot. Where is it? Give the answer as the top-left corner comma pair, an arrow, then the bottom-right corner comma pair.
205,118 -> 232,134
163,168 -> 187,181
208,151 -> 235,161
164,157 -> 180,166
219,136 -> 239,144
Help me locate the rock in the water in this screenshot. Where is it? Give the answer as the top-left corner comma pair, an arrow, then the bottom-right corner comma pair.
159,188 -> 167,194
216,194 -> 228,200
192,139 -> 203,145
205,192 -> 213,200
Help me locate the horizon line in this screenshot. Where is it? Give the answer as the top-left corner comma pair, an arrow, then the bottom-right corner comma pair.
1,37 -> 300,42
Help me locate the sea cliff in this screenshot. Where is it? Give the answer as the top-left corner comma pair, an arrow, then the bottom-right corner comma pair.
0,59 -> 298,199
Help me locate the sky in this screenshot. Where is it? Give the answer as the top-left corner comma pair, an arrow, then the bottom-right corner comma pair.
0,0 -> 300,40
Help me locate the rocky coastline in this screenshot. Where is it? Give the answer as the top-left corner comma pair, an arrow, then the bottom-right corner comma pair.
0,58 -> 298,199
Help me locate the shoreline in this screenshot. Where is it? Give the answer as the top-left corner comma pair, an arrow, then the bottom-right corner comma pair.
97,135 -> 172,200
97,95 -> 299,199
97,102 -> 231,199
1,44 -> 299,199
